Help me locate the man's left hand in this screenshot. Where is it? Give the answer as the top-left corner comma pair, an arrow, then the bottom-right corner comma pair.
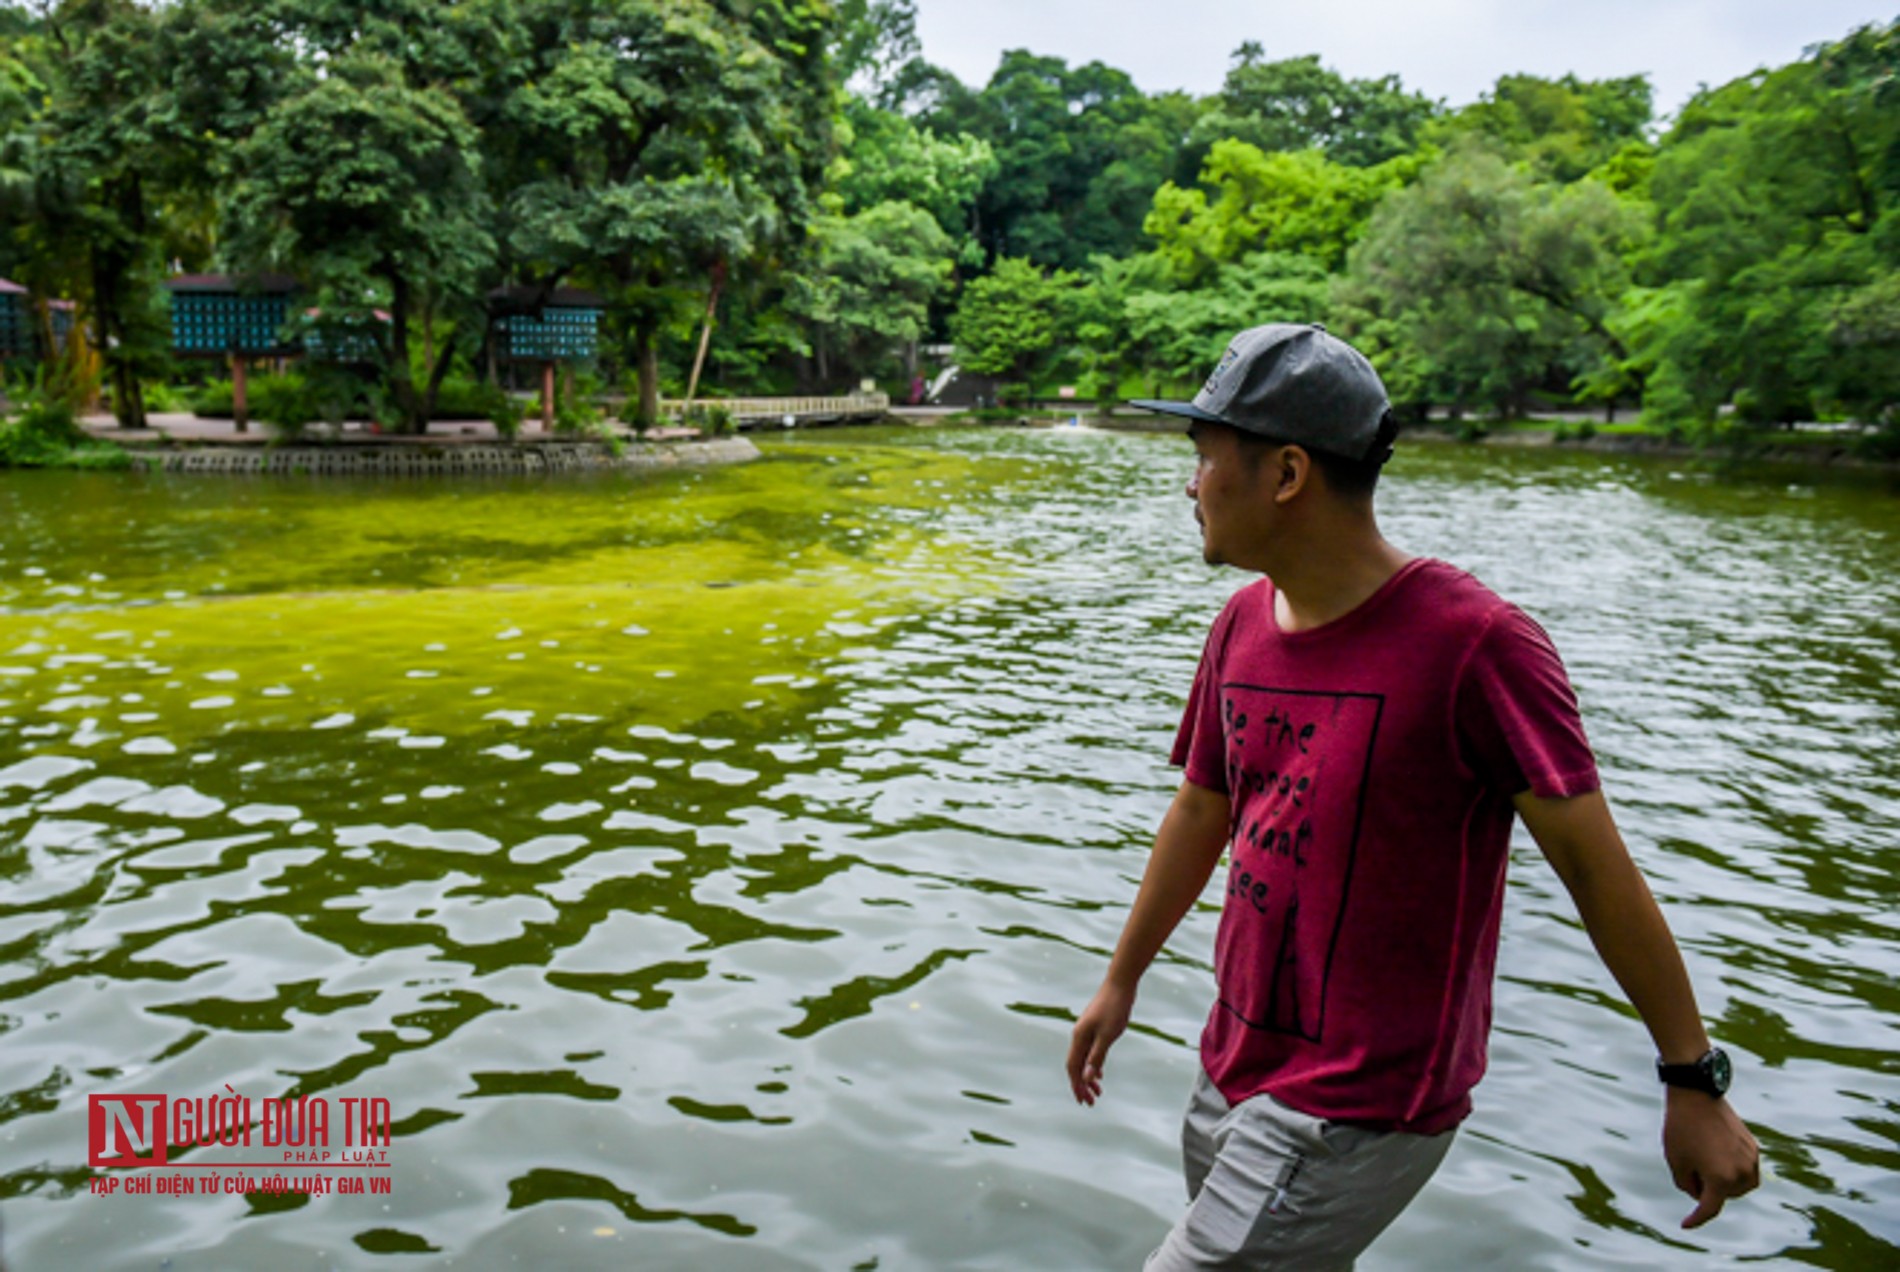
1663,1087 -> 1761,1228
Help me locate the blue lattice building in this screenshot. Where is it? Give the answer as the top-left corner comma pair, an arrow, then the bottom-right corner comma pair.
0,278 -> 33,362
163,274 -> 300,431
488,286 -> 605,432
488,287 -> 604,363
164,274 -> 299,356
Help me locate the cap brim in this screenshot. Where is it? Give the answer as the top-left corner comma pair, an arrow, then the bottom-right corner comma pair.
1127,399 -> 1226,423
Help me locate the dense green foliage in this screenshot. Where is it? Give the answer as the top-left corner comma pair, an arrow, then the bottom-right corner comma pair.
1,2 -> 1894,445
0,370 -> 128,466
1191,45 -> 1438,170
948,256 -> 1080,394
2,0 -> 838,432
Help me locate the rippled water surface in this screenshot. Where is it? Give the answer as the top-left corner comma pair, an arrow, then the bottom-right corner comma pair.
0,427 -> 1896,1270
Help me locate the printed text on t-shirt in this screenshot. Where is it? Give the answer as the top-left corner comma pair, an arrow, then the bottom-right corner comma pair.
1216,685 -> 1384,1043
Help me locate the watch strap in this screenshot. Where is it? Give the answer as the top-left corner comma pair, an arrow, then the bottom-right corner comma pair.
1656,1047 -> 1730,1096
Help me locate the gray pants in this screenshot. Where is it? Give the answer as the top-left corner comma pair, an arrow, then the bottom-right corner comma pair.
1145,1069 -> 1456,1270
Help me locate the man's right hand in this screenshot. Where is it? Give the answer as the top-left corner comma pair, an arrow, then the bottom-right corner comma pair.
1067,980 -> 1136,1105
1064,780 -> 1231,1107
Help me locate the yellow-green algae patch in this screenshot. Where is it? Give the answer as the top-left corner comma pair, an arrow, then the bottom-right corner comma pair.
0,435 -> 1027,746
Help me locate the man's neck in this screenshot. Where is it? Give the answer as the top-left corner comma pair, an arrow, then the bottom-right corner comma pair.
1267,527 -> 1413,634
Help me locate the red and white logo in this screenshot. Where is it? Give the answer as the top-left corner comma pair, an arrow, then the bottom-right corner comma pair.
89,1095 -> 170,1168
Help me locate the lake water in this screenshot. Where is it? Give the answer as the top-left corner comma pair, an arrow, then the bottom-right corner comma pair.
0,426 -> 1895,1270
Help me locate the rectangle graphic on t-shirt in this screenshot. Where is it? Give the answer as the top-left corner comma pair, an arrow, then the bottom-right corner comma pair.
1215,684 -> 1384,1044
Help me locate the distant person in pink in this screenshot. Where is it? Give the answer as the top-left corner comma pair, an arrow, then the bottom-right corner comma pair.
1067,324 -> 1759,1268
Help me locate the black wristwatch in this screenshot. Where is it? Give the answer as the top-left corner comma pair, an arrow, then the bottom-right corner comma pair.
1657,1047 -> 1732,1097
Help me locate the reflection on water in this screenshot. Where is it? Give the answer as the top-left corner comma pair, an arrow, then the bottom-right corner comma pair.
0,430 -> 1895,1269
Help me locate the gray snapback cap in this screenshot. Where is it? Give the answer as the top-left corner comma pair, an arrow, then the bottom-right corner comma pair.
1130,323 -> 1393,462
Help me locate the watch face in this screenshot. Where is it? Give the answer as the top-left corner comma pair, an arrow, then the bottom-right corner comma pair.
1708,1049 -> 1732,1094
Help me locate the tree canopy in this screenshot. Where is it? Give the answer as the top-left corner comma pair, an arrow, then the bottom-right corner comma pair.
0,4 -> 1893,444
1189,46 -> 1440,170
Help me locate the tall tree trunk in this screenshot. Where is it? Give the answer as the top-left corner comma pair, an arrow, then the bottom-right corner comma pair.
635,329 -> 659,427
93,176 -> 148,430
387,272 -> 421,433
683,263 -> 725,409
423,322 -> 460,423
91,266 -> 146,430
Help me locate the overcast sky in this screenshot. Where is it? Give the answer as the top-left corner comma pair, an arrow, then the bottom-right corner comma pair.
911,1 -> 1892,120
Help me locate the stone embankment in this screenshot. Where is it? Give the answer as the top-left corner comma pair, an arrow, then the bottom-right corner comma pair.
137,437 -> 759,475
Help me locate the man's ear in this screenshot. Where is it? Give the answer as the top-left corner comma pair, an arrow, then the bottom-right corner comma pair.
1271,445 -> 1313,504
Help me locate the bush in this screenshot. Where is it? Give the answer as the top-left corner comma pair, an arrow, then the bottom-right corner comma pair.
195,370 -> 495,425
0,379 -> 128,469
681,403 -> 735,436
251,372 -> 321,440
1454,420 -> 1489,443
6,383 -> 85,445
484,386 -> 525,440
553,395 -> 601,434
587,416 -> 626,457
431,375 -> 498,421
551,370 -> 608,434
193,379 -> 235,418
142,381 -> 190,412
1575,421 -> 1597,441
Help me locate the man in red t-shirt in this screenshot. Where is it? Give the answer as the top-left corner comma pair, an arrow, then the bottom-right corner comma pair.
1067,324 -> 1759,1268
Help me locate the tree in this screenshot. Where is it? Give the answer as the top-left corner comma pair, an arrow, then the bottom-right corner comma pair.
833,0 -> 918,104
0,20 -> 42,255
1144,139 -> 1426,281
1187,48 -> 1439,170
1632,19 -> 1898,429
1106,250 -> 1332,396
1338,147 -> 1647,417
790,199 -> 953,385
475,0 -> 838,426
1826,272 -> 1900,430
1433,72 -> 1654,183
919,51 -> 1195,269
12,0 -> 178,427
224,47 -> 495,432
833,96 -> 994,246
950,255 -> 1081,395
2,0 -> 309,424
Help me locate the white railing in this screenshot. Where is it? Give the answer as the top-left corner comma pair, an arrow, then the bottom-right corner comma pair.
656,392 -> 890,421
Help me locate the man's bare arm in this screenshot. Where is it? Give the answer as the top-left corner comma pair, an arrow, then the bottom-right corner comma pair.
1515,788 -> 1761,1228
1067,779 -> 1230,1105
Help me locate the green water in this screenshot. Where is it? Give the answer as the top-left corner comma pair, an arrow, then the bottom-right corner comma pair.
0,427 -> 1895,1269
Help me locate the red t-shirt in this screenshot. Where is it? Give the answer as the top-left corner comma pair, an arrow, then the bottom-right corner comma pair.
1172,558 -> 1599,1134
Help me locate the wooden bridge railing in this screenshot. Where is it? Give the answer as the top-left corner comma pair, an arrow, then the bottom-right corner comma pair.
655,392 -> 890,421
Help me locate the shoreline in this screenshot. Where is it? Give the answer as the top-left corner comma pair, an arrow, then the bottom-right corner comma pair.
124,436 -> 760,475
19,408 -> 1896,478
1398,424 -> 1900,473
1059,413 -> 1900,474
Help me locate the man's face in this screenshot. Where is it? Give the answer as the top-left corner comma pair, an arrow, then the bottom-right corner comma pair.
1185,422 -> 1274,568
